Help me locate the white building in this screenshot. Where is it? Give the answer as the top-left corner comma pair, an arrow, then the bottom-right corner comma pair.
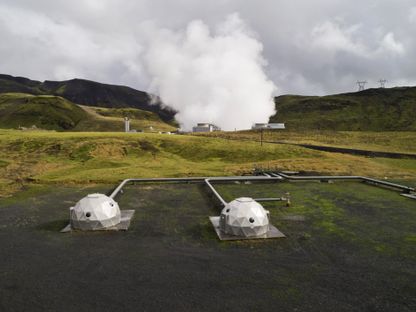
192,123 -> 221,133
252,123 -> 285,130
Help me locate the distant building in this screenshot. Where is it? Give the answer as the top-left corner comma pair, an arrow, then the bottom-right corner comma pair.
192,123 -> 221,133
252,123 -> 285,130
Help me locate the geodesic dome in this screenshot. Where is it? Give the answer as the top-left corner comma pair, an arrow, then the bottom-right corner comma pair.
219,197 -> 270,237
69,193 -> 121,230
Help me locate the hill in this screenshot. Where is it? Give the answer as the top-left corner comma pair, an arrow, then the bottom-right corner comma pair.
271,87 -> 416,131
0,93 -> 176,132
0,74 -> 177,124
0,93 -> 87,130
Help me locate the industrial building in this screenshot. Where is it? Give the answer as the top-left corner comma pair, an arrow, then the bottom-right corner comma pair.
192,123 -> 221,133
252,123 -> 285,130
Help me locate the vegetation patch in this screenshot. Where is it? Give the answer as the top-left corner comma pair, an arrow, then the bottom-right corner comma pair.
271,87 -> 416,131
0,93 -> 87,130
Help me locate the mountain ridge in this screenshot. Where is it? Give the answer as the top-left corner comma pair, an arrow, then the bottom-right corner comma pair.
0,74 -> 177,123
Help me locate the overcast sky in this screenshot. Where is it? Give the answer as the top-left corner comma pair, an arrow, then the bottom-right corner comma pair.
1,0 -> 415,96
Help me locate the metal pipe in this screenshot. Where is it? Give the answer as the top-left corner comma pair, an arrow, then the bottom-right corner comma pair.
109,173 -> 414,201
204,178 -> 227,206
275,172 -> 414,193
109,177 -> 207,199
268,172 -> 284,179
254,198 -> 285,202
110,176 -> 285,200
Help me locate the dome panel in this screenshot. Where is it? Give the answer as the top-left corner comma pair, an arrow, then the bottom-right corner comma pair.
69,193 -> 121,230
219,197 -> 270,237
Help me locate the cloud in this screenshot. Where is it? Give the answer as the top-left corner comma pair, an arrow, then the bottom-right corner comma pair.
143,14 -> 277,130
380,32 -> 405,55
0,0 -> 415,99
309,21 -> 368,57
0,2 -> 147,84
409,7 -> 416,23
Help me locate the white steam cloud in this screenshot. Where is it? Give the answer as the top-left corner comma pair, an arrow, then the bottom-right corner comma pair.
143,14 -> 277,130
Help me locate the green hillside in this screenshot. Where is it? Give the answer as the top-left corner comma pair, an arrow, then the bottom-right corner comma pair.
271,87 -> 416,131
73,105 -> 176,132
0,93 -> 87,130
0,74 -> 177,123
0,93 -> 176,132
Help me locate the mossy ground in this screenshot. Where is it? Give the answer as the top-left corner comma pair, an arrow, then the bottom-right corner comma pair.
0,181 -> 414,311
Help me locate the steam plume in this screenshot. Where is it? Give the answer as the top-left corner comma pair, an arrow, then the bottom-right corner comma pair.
144,14 -> 277,130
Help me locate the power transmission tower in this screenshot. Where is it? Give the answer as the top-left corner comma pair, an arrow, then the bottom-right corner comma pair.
378,79 -> 387,88
357,81 -> 367,91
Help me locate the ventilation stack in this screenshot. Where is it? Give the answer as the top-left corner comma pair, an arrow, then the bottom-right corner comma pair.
124,117 -> 130,133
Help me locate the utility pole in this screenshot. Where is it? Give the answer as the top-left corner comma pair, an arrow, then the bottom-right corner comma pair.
260,128 -> 264,146
378,79 -> 387,88
357,81 -> 367,91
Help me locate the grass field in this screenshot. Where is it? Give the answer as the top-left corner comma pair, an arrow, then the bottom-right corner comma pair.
1,129 -> 416,197
197,130 -> 416,154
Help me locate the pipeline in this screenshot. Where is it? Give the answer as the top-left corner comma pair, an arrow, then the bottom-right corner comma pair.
274,172 -> 415,193
110,176 -> 288,206
204,177 -> 288,207
109,173 -> 414,203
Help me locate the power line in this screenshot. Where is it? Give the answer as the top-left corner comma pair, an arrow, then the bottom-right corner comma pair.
357,81 -> 367,91
378,79 -> 387,88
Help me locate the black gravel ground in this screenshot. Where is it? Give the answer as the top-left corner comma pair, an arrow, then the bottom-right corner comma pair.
0,181 -> 415,312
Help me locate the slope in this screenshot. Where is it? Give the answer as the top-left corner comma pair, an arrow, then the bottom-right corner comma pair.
0,93 -> 176,132
0,93 -> 87,130
271,87 -> 416,131
0,74 -> 177,124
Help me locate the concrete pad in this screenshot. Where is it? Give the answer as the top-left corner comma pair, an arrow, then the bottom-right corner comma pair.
209,216 -> 285,241
61,210 -> 135,232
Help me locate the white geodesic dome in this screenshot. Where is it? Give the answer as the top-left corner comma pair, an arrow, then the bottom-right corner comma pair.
70,193 -> 121,230
219,197 -> 270,237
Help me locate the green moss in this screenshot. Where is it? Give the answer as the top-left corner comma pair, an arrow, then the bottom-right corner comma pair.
404,234 -> 416,243
69,144 -> 95,162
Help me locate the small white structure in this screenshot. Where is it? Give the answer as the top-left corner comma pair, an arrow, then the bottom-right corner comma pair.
209,197 -> 285,240
252,123 -> 285,130
124,117 -> 130,132
192,123 -> 221,133
61,193 -> 134,232
220,197 -> 270,237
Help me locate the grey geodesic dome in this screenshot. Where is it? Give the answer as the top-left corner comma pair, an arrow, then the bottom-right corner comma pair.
219,197 -> 270,237
69,193 -> 121,230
